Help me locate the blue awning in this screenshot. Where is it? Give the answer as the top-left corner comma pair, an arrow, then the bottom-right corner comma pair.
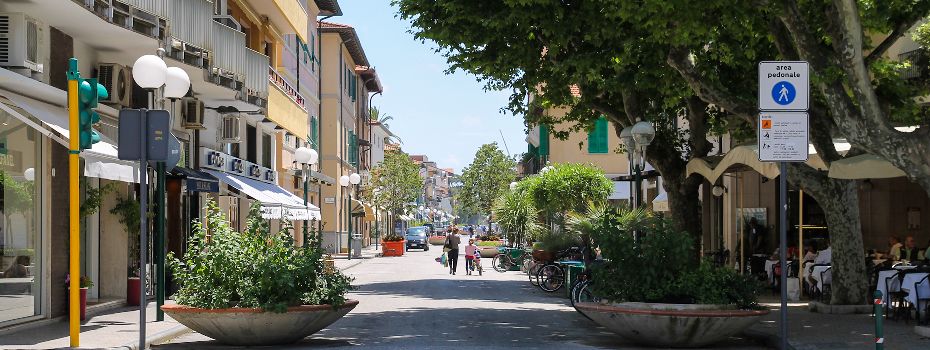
170,167 -> 219,192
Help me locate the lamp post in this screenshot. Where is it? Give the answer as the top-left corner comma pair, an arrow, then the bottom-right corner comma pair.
340,173 -> 361,259
619,121 -> 656,209
295,146 -> 319,247
130,50 -> 189,345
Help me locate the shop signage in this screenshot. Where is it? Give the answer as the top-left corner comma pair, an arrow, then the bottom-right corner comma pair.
188,177 -> 219,192
200,147 -> 278,184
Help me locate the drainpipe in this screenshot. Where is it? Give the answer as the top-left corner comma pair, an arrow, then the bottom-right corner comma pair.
317,15 -> 333,237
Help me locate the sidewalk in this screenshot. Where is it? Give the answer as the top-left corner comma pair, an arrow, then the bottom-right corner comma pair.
0,301 -> 189,350
750,299 -> 929,349
331,244 -> 381,271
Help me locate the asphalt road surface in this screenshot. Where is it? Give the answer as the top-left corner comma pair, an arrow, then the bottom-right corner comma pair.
157,240 -> 768,349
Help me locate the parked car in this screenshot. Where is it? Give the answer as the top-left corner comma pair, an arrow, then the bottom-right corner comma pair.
405,226 -> 430,251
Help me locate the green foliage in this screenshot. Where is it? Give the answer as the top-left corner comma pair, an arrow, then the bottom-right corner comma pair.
81,181 -> 116,217
382,232 -> 404,242
476,241 -> 501,247
110,194 -> 141,277
370,150 -> 422,225
168,201 -> 353,312
527,163 -> 612,215
476,234 -> 500,241
0,170 -> 34,215
582,207 -> 760,308
492,187 -> 540,246
537,230 -> 579,255
458,143 -> 516,221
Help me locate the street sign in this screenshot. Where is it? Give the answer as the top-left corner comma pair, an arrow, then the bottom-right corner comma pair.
758,61 -> 809,111
117,109 -> 171,161
758,112 -> 809,162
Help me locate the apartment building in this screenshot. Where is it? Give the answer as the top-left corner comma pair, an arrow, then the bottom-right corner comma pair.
0,0 -> 338,328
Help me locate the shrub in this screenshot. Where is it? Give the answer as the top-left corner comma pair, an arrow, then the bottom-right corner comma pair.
476,241 -> 502,247
382,232 -> 405,242
168,200 -> 353,313
477,234 -> 500,241
583,207 -> 761,308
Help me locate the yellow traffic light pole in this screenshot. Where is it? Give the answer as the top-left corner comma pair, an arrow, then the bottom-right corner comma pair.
66,58 -> 81,347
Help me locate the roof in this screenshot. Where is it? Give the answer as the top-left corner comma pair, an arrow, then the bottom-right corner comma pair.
319,21 -> 370,67
355,66 -> 383,93
314,0 -> 342,16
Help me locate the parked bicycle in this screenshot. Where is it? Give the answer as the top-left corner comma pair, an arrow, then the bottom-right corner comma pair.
492,246 -> 531,273
535,247 -> 585,292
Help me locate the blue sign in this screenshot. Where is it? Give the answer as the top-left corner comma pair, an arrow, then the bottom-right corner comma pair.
771,81 -> 796,106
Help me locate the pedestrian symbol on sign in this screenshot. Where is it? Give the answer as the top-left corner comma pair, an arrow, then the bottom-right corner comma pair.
771,81 -> 796,105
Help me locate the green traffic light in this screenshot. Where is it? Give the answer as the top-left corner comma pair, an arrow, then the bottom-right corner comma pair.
96,83 -> 109,101
76,78 -> 107,150
78,80 -> 94,104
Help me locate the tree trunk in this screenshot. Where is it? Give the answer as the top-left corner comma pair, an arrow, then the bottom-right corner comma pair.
662,171 -> 704,261
787,164 -> 868,305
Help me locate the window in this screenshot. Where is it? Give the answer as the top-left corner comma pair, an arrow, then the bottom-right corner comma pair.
587,116 -> 609,154
262,133 -> 272,168
309,117 -> 318,150
246,124 -> 257,163
538,125 -> 550,156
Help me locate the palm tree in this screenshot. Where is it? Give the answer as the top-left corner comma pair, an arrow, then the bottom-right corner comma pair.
370,106 -> 403,144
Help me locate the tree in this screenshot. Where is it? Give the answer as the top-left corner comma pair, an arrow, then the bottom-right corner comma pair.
369,150 -> 422,234
458,143 -> 516,227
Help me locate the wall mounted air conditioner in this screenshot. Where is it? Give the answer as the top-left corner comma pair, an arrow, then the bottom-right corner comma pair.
97,63 -> 132,107
0,13 -> 43,73
181,97 -> 205,129
220,114 -> 240,143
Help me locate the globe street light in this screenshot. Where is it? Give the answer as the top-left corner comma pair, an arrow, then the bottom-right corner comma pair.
621,120 -> 656,210
295,146 -> 319,247
341,173 -> 361,259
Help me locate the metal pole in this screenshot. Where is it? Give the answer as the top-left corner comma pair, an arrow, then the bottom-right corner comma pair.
778,162 -> 788,350
302,168 -> 308,247
799,189 -> 805,293
66,58 -> 81,347
155,160 -> 165,322
874,290 -> 884,349
348,188 -> 352,261
139,109 -> 149,350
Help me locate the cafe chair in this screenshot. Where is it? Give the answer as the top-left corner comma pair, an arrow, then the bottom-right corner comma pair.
916,274 -> 930,326
820,266 -> 832,303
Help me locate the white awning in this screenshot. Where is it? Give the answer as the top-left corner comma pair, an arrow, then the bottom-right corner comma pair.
0,89 -> 140,183
827,154 -> 906,179
652,192 -> 669,212
204,169 -> 321,220
525,125 -> 541,148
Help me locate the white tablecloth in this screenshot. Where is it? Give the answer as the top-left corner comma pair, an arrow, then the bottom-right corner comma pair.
810,265 -> 832,292
876,270 -> 902,305
901,272 -> 930,310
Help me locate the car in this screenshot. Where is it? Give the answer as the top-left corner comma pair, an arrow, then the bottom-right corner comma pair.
405,226 -> 430,251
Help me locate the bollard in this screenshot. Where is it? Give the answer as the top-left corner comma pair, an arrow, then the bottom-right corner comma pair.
874,290 -> 884,350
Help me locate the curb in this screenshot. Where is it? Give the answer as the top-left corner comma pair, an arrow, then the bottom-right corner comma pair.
338,259 -> 365,271
742,329 -> 797,350
108,324 -> 191,350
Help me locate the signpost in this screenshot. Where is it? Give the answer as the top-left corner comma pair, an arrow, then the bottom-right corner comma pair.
759,61 -> 809,350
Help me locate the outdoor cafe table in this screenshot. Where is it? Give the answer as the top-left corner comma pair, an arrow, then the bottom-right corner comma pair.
765,260 -> 796,284
901,272 -> 930,318
810,265 -> 832,292
875,265 -> 917,304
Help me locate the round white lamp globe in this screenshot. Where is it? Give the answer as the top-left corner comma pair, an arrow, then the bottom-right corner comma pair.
294,146 -> 318,165
349,173 -> 361,185
164,67 -> 191,99
132,55 -> 168,89
23,168 -> 35,181
339,175 -> 350,187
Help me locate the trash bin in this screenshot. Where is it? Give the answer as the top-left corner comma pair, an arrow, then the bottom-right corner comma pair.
562,261 -> 585,298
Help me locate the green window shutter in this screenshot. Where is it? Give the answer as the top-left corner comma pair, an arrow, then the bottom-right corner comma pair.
538,125 -> 550,156
587,116 -> 609,154
310,117 -> 318,149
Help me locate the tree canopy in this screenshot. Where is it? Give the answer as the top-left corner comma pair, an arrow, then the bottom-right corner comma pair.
458,143 -> 516,223
370,150 -> 422,216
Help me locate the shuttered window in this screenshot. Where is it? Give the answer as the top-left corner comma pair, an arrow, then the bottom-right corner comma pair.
538,125 -> 550,156
587,116 -> 609,154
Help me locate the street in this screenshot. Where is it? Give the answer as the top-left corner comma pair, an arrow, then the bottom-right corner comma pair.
156,241 -> 768,349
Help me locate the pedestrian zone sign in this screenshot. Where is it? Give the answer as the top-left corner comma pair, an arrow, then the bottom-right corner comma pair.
758,112 -> 809,162
758,61 -> 809,111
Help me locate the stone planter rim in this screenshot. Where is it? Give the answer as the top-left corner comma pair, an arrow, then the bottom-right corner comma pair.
574,302 -> 770,318
161,299 -> 359,314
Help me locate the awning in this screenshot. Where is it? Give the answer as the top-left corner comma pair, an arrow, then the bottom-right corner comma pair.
170,167 -> 220,192
0,89 -> 141,183
827,154 -> 906,179
525,125 -> 541,148
686,143 -> 833,183
204,169 -> 321,220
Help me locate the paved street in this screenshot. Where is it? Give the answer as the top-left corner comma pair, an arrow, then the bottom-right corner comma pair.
157,241 -> 768,349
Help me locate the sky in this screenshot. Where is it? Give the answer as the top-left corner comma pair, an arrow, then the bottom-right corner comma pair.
333,0 -> 526,174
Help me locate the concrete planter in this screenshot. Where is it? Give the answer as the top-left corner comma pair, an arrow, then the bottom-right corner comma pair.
574,302 -> 769,348
161,300 -> 359,346
382,240 -> 405,257
478,246 -> 500,258
428,235 -> 446,245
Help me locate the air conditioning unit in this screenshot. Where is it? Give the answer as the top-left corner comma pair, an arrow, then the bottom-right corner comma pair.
96,63 -> 131,107
220,114 -> 240,143
0,13 -> 43,73
181,97 -> 205,129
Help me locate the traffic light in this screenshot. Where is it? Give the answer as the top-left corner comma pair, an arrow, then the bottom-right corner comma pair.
77,78 -> 108,150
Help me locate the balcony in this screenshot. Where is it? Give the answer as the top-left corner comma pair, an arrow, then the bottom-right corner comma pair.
900,48 -> 929,81
268,68 -> 309,136
210,21 -> 246,91
280,34 -> 319,102
249,0 -> 309,42
164,0 -> 212,68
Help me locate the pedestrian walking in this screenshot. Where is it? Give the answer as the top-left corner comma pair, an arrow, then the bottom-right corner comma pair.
465,239 -> 477,275
445,228 -> 461,274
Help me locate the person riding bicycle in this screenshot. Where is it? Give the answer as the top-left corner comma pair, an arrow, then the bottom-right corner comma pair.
465,239 -> 478,275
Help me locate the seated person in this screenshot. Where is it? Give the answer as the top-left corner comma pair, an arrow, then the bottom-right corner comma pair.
900,236 -> 925,262
814,242 -> 832,265
889,236 -> 903,261
802,246 -> 817,263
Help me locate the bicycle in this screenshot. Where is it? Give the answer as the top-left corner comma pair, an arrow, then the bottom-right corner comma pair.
492,246 -> 531,273
535,247 -> 584,292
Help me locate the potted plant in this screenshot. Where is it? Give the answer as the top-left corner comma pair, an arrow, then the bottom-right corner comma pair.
110,194 -> 142,306
65,274 -> 93,320
571,207 -> 767,348
476,240 -> 502,258
381,232 -> 405,257
162,201 -> 355,346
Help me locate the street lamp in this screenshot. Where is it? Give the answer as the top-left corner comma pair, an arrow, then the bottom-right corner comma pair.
620,120 -> 656,209
340,173 -> 361,259
295,146 -> 319,247
130,51 -> 190,334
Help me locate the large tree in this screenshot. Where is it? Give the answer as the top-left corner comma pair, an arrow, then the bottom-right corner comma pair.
458,143 -> 516,227
369,150 -> 422,233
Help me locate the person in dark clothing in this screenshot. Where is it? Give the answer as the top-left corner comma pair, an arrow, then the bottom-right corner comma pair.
446,228 -> 462,274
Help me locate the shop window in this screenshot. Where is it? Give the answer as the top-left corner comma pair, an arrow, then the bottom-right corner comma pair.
246,124 -> 257,163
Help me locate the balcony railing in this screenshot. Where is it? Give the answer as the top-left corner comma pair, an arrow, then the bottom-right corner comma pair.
74,0 -> 165,40
900,48 -> 929,80
211,21 -> 246,80
244,49 -> 270,107
269,67 -> 308,112
165,0 -> 212,67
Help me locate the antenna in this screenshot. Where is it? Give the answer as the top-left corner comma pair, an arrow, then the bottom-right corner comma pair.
499,129 -> 511,156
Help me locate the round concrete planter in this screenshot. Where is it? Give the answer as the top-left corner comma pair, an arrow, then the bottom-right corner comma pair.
478,246 -> 500,258
574,302 -> 769,348
428,235 -> 446,245
161,300 -> 359,346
